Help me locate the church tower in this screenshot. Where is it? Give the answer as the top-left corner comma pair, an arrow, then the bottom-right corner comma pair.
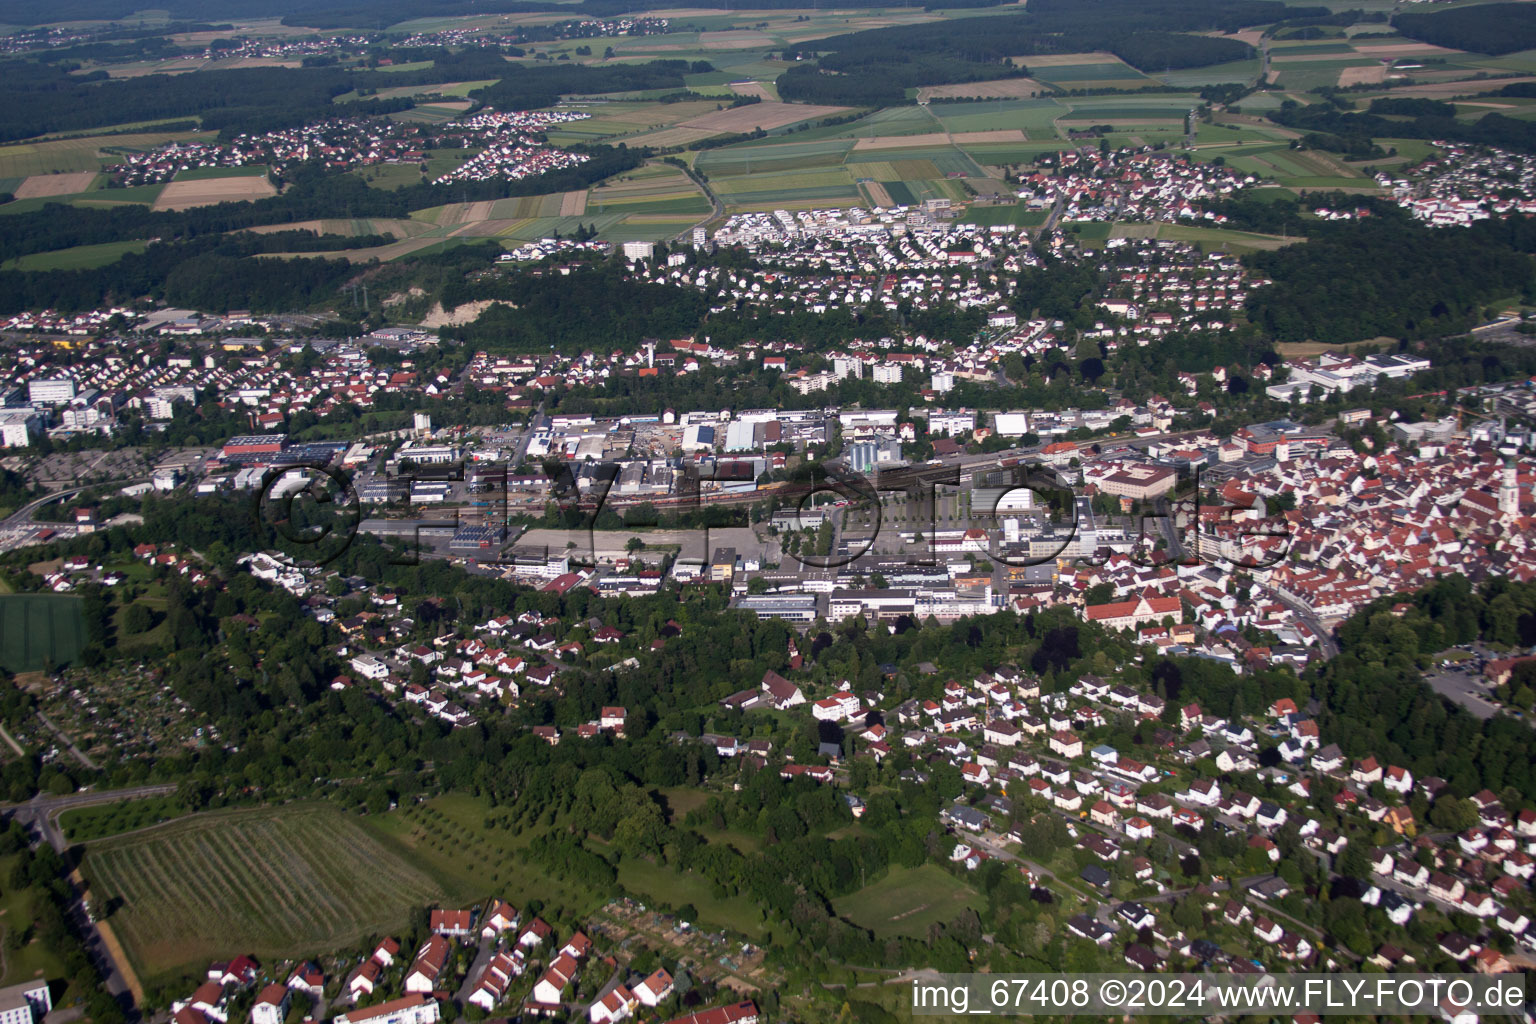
1500,460 -> 1519,517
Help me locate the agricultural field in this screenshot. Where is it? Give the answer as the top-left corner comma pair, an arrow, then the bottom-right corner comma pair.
83,805 -> 449,983
246,217 -> 428,240
544,100 -> 725,146
333,78 -> 500,104
1157,57 -> 1264,88
930,98 -> 1064,135
1,240 -> 149,271
677,100 -> 850,134
391,101 -> 474,124
150,167 -> 276,211
1022,52 -> 1152,90
0,594 -> 84,673
11,172 -> 99,199
695,138 -> 855,176
0,131 -> 199,180
919,78 -> 1045,101
712,167 -> 862,207
832,864 -> 985,940
587,163 -> 711,216
1222,142 -> 1372,191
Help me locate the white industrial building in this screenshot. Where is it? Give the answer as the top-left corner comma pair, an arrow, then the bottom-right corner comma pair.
0,409 -> 39,449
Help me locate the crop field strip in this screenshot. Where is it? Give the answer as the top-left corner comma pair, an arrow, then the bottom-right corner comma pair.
0,131 -> 199,180
13,173 -> 99,198
87,806 -> 445,977
0,595 -> 84,673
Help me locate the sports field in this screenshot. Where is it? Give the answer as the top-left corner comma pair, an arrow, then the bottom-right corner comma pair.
0,594 -> 84,673
83,805 -> 448,981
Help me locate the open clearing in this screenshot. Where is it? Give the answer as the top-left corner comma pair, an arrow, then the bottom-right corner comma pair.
1339,64 -> 1389,87
678,101 -> 848,133
833,864 -> 984,940
152,173 -> 275,210
84,805 -> 447,982
3,240 -> 148,272
728,81 -> 774,100
420,299 -> 499,328
13,172 -> 99,198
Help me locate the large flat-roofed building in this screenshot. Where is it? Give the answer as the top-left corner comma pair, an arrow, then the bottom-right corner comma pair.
395,443 -> 460,466
334,994 -> 439,1024
733,594 -> 818,624
221,434 -> 288,458
26,378 -> 75,405
0,409 -> 39,449
1091,464 -> 1177,501
0,979 -> 52,1024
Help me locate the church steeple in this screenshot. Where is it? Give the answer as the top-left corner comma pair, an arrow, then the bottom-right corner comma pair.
1500,460 -> 1519,517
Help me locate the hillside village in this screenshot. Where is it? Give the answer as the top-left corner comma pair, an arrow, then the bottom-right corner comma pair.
107,110 -> 589,187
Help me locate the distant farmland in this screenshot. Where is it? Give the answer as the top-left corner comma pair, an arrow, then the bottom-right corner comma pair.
0,595 -> 84,672
83,805 -> 448,982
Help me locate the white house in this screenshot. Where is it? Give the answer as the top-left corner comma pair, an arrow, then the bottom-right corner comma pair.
589,985 -> 637,1024
251,985 -> 290,1024
633,969 -> 674,1007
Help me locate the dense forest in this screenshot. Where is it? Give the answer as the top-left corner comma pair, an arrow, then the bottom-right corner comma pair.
442,263 -> 709,352
0,231 -> 389,314
775,0 -> 1301,105
0,51 -> 700,143
1393,2 -> 1536,56
471,60 -> 709,111
1271,97 -> 1536,156
1243,204 -> 1536,342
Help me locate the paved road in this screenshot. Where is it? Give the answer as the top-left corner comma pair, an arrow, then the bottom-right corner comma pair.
672,163 -> 725,244
8,783 -> 180,854
455,935 -> 495,1003
1265,587 -> 1339,659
